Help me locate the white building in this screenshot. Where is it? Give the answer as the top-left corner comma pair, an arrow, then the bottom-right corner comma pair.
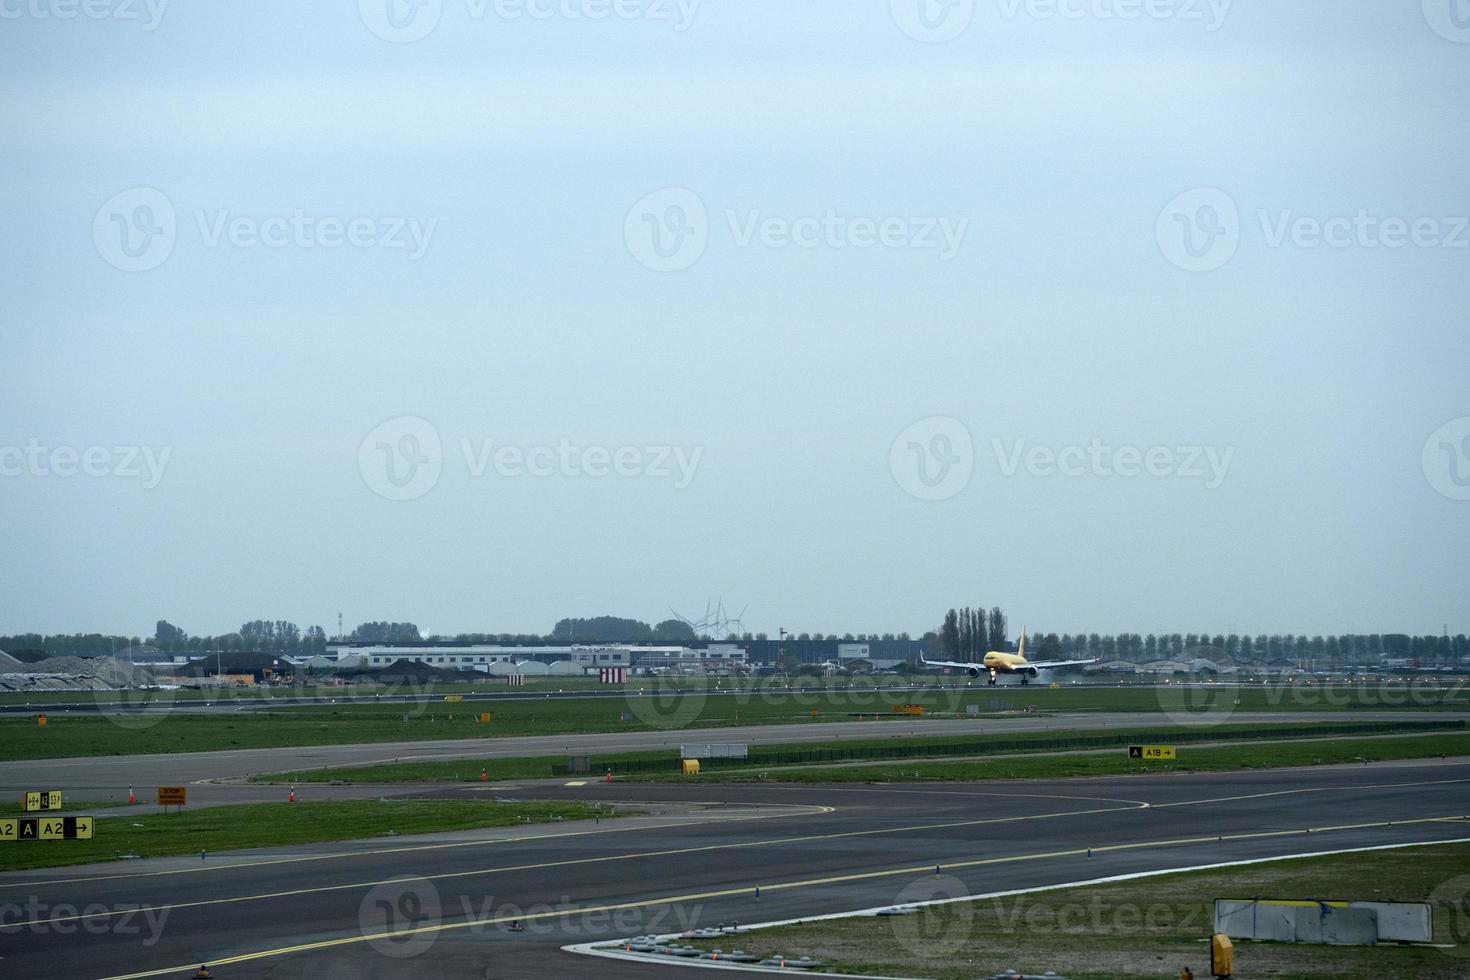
325,643 -> 636,673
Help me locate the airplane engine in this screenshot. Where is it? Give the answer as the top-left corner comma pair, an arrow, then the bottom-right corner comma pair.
967,666 -> 981,678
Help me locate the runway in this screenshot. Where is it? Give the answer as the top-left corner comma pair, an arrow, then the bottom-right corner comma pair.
3,709 -> 1461,806
1,757 -> 1467,979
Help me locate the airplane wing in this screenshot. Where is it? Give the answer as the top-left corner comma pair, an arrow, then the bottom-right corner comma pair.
1024,658 -> 1100,670
918,657 -> 985,671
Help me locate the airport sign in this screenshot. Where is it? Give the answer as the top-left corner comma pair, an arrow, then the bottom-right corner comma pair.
0,816 -> 94,841
1128,745 -> 1177,761
157,786 -> 188,807
22,790 -> 62,812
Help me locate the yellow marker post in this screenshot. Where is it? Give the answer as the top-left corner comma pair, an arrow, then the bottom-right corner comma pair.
1210,933 -> 1233,977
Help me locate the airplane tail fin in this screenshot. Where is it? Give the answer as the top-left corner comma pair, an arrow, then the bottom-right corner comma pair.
1018,626 -> 1026,659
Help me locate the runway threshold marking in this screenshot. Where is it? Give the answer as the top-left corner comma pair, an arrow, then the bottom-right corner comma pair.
95,815 -> 1470,980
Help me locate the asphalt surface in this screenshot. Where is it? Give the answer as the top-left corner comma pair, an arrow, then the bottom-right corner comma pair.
1,757 -> 1467,980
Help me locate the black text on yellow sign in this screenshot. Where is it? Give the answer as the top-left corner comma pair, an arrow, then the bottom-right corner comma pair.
0,816 -> 94,841
157,786 -> 188,807
22,790 -> 62,812
1127,744 -> 1177,761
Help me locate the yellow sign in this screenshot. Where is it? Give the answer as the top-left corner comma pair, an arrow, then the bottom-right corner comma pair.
0,816 -> 93,841
444,695 -> 464,703
1128,745 -> 1177,761
22,791 -> 62,812
478,712 -> 491,723
157,786 -> 188,807
892,704 -> 926,716
681,759 -> 701,775
36,714 -> 47,728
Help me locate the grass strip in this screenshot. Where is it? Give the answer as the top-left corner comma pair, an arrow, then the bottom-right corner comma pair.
256,722 -> 1465,784
0,798 -> 612,873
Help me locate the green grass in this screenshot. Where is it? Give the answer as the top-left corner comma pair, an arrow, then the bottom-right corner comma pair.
647,731 -> 1470,783
254,721 -> 1465,784
3,680 -> 1464,761
0,798 -> 615,873
682,841 -> 1470,979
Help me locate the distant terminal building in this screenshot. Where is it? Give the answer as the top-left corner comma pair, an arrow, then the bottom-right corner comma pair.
322,642 -> 747,676
324,637 -> 937,672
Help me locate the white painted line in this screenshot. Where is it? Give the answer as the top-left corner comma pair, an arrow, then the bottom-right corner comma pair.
563,944 -> 926,980
567,835 -> 1470,975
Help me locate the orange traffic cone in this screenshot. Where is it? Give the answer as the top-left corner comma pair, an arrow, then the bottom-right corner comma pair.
127,786 -> 137,805
288,786 -> 296,803
480,768 -> 488,782
604,770 -> 612,783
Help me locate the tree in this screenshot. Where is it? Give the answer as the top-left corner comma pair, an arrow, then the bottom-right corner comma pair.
988,608 -> 1008,652
652,619 -> 697,643
940,609 -> 960,660
154,620 -> 187,647
350,622 -> 422,643
552,616 -> 650,643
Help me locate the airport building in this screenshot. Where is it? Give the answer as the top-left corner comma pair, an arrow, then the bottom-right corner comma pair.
323,641 -> 752,675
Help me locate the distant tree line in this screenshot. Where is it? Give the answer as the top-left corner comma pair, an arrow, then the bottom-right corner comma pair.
348,621 -> 422,643
4,612 -> 1466,668
1036,631 -> 1470,666
0,618 -> 332,657
549,616 -> 697,644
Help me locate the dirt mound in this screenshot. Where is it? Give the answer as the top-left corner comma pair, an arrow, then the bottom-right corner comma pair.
340,659 -> 487,683
0,655 -> 156,692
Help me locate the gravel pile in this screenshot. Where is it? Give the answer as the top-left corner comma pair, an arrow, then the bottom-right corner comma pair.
0,655 -> 156,692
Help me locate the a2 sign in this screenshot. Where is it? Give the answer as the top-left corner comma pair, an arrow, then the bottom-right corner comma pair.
0,816 -> 94,841
22,790 -> 62,812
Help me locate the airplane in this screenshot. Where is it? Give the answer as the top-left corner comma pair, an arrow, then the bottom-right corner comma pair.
920,628 -> 1098,685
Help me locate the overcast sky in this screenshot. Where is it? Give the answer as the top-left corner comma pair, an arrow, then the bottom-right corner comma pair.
2,1 -> 1466,640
